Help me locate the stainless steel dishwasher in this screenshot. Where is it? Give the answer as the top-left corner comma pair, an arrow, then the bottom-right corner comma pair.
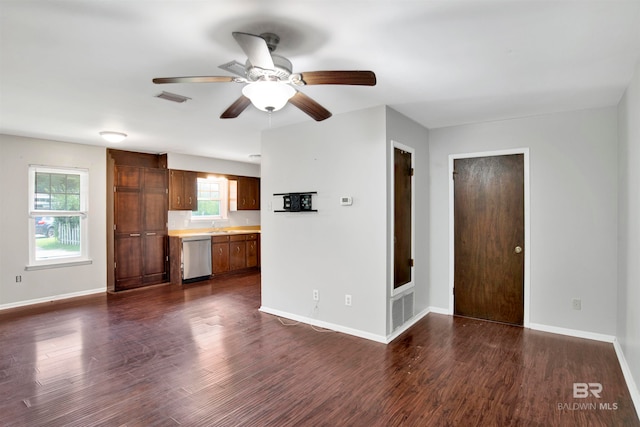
182,236 -> 212,282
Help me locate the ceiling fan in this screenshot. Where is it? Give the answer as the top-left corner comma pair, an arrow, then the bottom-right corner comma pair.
153,31 -> 377,122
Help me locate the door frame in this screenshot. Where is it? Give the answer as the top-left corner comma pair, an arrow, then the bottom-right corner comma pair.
448,148 -> 531,327
390,140 -> 415,297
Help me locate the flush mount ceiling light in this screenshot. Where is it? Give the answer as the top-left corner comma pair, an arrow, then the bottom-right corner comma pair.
241,81 -> 296,112
99,131 -> 127,143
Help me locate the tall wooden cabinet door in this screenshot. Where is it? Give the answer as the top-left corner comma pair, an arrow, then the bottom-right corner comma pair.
143,192 -> 167,231
114,166 -> 143,290
115,165 -> 141,188
114,190 -> 141,235
143,169 -> 168,232
114,236 -> 143,289
142,168 -> 168,283
143,235 -> 168,284
246,235 -> 259,268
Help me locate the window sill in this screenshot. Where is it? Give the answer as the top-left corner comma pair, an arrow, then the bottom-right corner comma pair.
25,259 -> 93,271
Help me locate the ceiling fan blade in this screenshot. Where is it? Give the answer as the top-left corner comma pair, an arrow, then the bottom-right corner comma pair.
232,32 -> 275,70
297,71 -> 377,86
289,91 -> 332,122
153,76 -> 236,84
220,95 -> 252,119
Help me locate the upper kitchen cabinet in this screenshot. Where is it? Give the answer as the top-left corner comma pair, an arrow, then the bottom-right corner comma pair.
236,176 -> 260,210
169,169 -> 197,211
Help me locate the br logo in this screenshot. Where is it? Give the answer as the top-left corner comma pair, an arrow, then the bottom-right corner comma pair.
573,383 -> 603,398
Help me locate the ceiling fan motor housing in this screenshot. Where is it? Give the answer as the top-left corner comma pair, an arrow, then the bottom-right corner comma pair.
260,32 -> 280,52
246,54 -> 292,82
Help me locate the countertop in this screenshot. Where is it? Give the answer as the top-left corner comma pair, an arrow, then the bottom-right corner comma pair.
169,227 -> 260,238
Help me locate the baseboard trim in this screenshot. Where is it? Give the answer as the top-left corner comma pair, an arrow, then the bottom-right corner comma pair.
529,322 -> 639,419
426,306 -> 450,315
528,322 -> 615,343
259,306 -> 388,344
613,338 -> 640,418
386,307 -> 431,343
0,287 -> 105,311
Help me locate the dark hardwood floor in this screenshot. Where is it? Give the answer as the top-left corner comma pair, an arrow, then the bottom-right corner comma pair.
0,271 -> 637,426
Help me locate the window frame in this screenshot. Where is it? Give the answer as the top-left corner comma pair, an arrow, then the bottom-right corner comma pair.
191,175 -> 229,222
26,165 -> 91,270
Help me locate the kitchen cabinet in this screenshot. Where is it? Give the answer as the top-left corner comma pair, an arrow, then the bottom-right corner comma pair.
113,166 -> 169,291
236,176 -> 260,210
212,235 -> 230,274
230,235 -> 247,271
246,234 -> 259,268
169,169 -> 197,210
208,233 -> 260,276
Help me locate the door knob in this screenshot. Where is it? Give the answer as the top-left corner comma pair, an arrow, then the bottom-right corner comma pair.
514,246 -> 523,254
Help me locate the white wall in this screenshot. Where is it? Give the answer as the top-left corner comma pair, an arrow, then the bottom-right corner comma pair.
617,60 -> 640,401
0,134 -> 107,308
260,106 -> 429,340
429,107 -> 618,335
167,152 -> 260,177
260,106 -> 389,339
167,152 -> 261,230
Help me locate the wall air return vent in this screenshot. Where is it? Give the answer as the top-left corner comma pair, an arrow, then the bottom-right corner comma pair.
391,291 -> 414,331
155,91 -> 191,103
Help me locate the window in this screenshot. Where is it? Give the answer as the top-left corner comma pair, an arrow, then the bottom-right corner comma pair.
191,176 -> 228,220
27,166 -> 90,269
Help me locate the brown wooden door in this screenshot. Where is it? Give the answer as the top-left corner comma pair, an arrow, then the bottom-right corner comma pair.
394,148 -> 412,289
454,154 -> 524,325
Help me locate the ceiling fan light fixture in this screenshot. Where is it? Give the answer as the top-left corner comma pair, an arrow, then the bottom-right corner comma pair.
99,131 -> 127,143
242,81 -> 296,112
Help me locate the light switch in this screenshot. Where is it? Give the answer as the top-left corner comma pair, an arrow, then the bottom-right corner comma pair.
340,196 -> 353,206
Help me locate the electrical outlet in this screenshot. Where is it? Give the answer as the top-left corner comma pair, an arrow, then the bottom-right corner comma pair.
313,290 -> 319,301
345,294 -> 352,306
572,298 -> 581,311
16,275 -> 22,283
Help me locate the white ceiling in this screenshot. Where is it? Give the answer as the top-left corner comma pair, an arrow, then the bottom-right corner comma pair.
2,1 -> 640,163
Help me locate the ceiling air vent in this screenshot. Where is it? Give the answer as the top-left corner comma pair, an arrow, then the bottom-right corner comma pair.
155,91 -> 191,103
